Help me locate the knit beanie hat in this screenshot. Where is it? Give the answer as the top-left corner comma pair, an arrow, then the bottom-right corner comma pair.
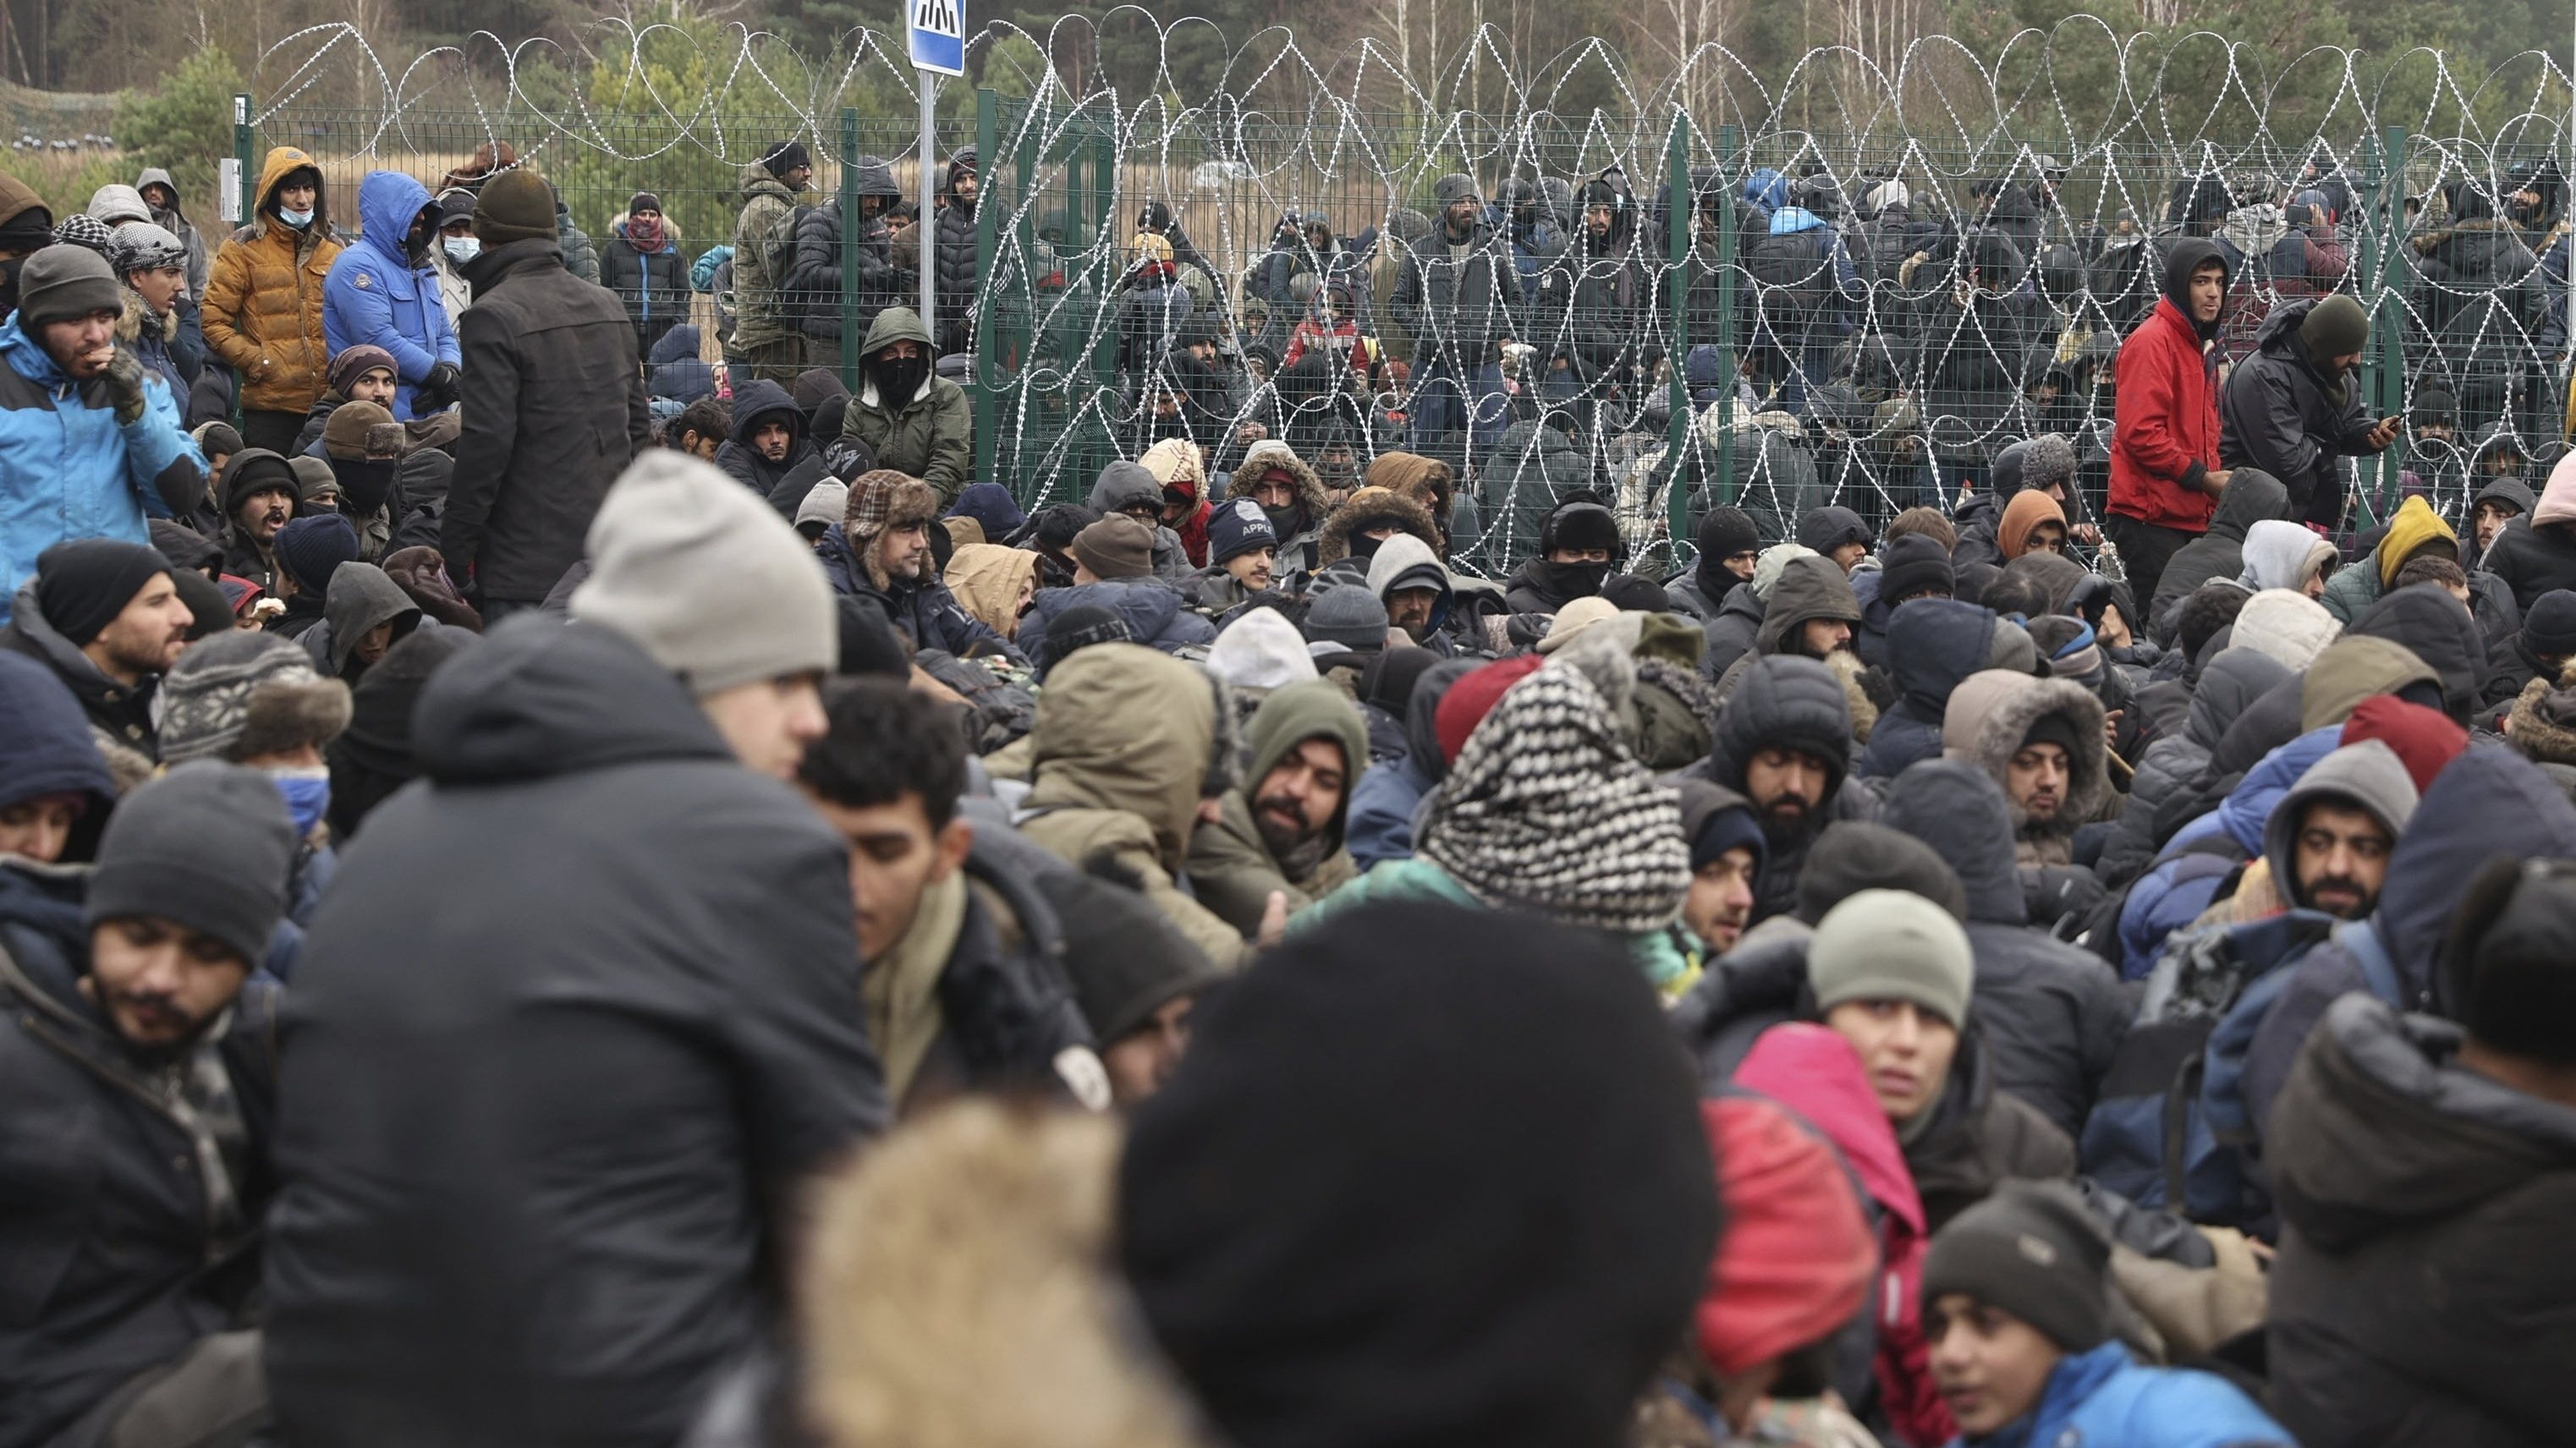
157,629 -> 353,765
1204,607 -> 1319,693
835,594 -> 909,678
1207,497 -> 1278,565
0,650 -> 113,815
1038,604 -> 1133,676
843,469 -> 937,541
1796,506 -> 1874,558
570,452 -> 838,696
2524,590 -> 2576,660
86,761 -> 298,968
32,539 -> 170,647
194,421 -> 245,460
1752,543 -> 1819,601
947,481 -> 1027,541
1878,533 -> 1955,603
1807,887 -> 1975,1027
327,345 -> 398,399
1070,516 -> 1155,581
1696,506 -> 1760,567
288,456 -> 338,504
2299,293 -> 2371,360
1684,792 -> 1767,874
14,243 -> 119,327
1434,655 -> 1545,765
795,480 -> 850,534
2341,694 -> 2469,793
472,167 -> 557,247
323,398 -> 401,460
1119,901 -> 1716,1448
107,221 -> 186,277
1693,1096 -> 1878,1376
1921,1181 -> 2113,1352
170,568 -> 231,642
761,139 -> 813,178
276,513 -> 360,594
1040,868 -> 1228,1045
628,191 -> 663,217
1794,823 -> 1969,926
2019,432 -> 2079,496
1304,584 -> 1389,652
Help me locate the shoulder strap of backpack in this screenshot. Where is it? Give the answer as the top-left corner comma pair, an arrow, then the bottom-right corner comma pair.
2332,917 -> 2403,1006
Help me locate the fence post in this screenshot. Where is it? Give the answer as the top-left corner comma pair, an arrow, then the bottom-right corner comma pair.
1663,113 -> 1691,551
840,107 -> 862,391
233,93 -> 255,225
973,87 -> 998,495
2370,123 -> 2410,526
1714,123 -> 1740,508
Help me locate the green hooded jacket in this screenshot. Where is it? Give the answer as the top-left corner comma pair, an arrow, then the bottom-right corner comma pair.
730,162 -> 804,350
1186,679 -> 1370,932
840,306 -> 974,502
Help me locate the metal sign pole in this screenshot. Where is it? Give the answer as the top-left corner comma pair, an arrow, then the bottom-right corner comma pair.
906,0 -> 966,346
920,74 -> 937,342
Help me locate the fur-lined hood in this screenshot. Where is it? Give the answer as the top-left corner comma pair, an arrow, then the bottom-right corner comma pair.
1225,447 -> 1332,532
1938,667 -> 2111,835
115,287 -> 176,348
1360,451 -> 1458,546
2509,662 -> 2576,768
802,1100 -> 1206,1448
1315,486 -> 1442,568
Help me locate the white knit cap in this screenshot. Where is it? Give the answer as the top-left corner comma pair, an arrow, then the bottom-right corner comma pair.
1205,606 -> 1321,692
795,479 -> 850,531
570,452 -> 837,696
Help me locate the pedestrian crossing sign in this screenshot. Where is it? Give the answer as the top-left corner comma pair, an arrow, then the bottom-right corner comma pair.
908,0 -> 964,75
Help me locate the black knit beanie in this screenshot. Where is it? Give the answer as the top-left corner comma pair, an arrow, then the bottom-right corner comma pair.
1040,604 -> 1132,676
1922,1181 -> 2113,1352
834,594 -> 909,679
1793,820 -> 1970,925
34,539 -> 171,647
1038,868 -> 1227,1045
1879,533 -> 1956,605
761,139 -> 813,178
1120,901 -> 1717,1448
2524,590 -> 2576,661
86,760 -> 297,968
471,168 -> 557,248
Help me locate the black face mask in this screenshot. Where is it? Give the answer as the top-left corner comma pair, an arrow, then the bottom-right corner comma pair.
870,353 -> 930,403
1262,502 -> 1304,538
0,255 -> 22,315
1536,559 -> 1610,601
1350,531 -> 1389,562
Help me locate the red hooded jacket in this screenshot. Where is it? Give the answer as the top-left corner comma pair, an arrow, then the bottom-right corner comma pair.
2110,238 -> 2230,534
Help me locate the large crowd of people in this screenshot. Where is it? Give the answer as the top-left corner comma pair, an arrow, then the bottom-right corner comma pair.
0,131 -> 2569,1448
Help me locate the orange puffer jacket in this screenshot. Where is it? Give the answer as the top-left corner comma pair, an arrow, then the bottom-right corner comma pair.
202,146 -> 343,414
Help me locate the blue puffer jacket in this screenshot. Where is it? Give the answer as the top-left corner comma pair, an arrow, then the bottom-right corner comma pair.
1855,598 -> 1998,781
2112,727 -> 2337,981
0,317 -> 204,623
1946,1341 -> 2291,1448
321,171 -> 459,421
1018,579 -> 1216,666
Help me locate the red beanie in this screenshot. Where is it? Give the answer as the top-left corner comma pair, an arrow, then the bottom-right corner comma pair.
2342,694 -> 2469,795
1694,1097 -> 1878,1378
1434,655 -> 1544,765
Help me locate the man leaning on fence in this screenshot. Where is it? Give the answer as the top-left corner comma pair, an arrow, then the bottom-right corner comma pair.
730,138 -> 814,383
443,169 -> 651,622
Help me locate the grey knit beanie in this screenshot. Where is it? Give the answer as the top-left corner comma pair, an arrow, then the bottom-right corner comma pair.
570,452 -> 838,696
1806,887 -> 1975,1028
1922,1181 -> 2113,1352
157,629 -> 353,765
15,243 -> 121,327
1304,584 -> 1390,651
87,760 -> 298,968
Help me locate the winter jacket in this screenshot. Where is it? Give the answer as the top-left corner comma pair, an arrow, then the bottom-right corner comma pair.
1881,760 -> 2128,1138
1184,680 -> 1369,934
728,162 -> 805,353
263,617 -> 889,1446
321,171 -> 460,421
1689,655 -> 1875,925
784,169 -> 909,347
599,217 -> 693,359
1696,581 -> 1767,683
815,524 -> 1025,667
445,237 -> 651,604
1016,642 -> 1248,968
2100,649 -> 2289,888
2480,515 -> 2576,615
2217,299 -> 2381,525
712,378 -> 816,498
136,166 -> 210,299
202,147 -> 343,415
1388,214 -> 1524,370
2115,727 -> 2340,981
1939,669 -> 2115,869
1855,599 -> 2002,781
2147,469 -> 2291,638
1343,657 -> 1475,872
840,307 -> 972,502
2267,996 -> 2575,1448
0,859 -> 280,1448
117,286 -> 197,401
1018,579 -> 1216,664
2346,582 -> 2489,724
2319,493 -> 2454,624
933,161 -> 978,355
1974,1341 -> 2290,1448
301,560 -> 423,683
0,318 -> 205,623
2110,239 -> 2228,533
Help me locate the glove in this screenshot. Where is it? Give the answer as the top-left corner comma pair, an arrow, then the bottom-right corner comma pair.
101,348 -> 150,426
418,361 -> 462,412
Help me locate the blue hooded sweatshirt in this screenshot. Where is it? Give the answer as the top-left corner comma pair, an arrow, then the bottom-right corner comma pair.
321,170 -> 460,421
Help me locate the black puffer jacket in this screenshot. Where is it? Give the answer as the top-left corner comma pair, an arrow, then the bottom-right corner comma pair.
2349,584 -> 2487,723
1854,598 -> 1999,781
264,617 -> 888,1445
711,377 -> 817,499
2217,299 -> 2379,523
446,238 -> 651,604
2147,469 -> 2291,641
2267,996 -> 2576,1448
932,151 -> 979,355
2480,514 -> 2576,614
1878,759 -> 2128,1138
1689,655 -> 1873,925
784,164 -> 911,345
597,221 -> 692,360
2098,647 -> 2288,887
1696,580 -> 1767,682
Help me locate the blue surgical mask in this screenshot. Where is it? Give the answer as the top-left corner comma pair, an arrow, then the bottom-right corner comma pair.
279,207 -> 314,228
271,764 -> 332,839
443,235 -> 481,264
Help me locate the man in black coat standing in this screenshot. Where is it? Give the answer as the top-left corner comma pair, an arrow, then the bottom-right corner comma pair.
2218,293 -> 2400,529
444,167 -> 651,621
265,453 -> 887,1446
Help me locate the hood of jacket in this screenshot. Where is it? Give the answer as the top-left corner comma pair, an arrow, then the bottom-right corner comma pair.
1712,655 -> 1853,800
2296,634 -> 2441,733
1755,555 -> 1864,655
1733,1022 -> 1925,1233
648,322 -> 702,368
2374,495 -> 2458,590
1241,678 -> 1370,855
2206,469 -> 2290,542
946,544 -> 1041,637
411,615 -> 733,787
2369,746 -> 2576,1005
2260,739 -> 2419,912
1226,447 -> 1332,533
1886,598 -> 2002,718
1879,757 -> 2027,924
2160,236 -> 2230,343
728,377 -> 805,452
2471,473 -> 2537,522
1404,659 -> 1479,785
1025,642 -> 1220,871
1939,670 -> 2111,833
1365,534 -> 1453,633
0,650 -> 115,816
2271,994 -> 2576,1254
2212,726 -> 2342,856
321,562 -> 422,675
135,167 -> 184,220
863,304 -> 936,359
356,169 -> 434,269
2188,647 -> 2293,752
2238,519 -> 2330,591
1318,486 -> 1444,568
255,145 -> 327,236
2535,447 -> 2576,528
2348,584 -> 2482,721
1088,461 -> 1162,515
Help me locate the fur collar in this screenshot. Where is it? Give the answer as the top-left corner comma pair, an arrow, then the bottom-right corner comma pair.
1315,487 -> 1442,568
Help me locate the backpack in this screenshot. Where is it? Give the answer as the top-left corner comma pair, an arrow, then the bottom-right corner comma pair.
1749,228 -> 1834,331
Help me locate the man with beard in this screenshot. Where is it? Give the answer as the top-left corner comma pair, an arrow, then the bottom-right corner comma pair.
0,763 -> 298,1445
821,469 -> 1022,666
2260,740 -> 2416,920
1367,530 -> 1458,654
1187,678 -> 1370,935
1227,440 -> 1330,584
1676,780 -> 1766,956
1710,552 -> 1864,701
215,449 -> 301,596
1940,669 -> 2112,870
1693,653 -> 1873,926
838,307 -> 971,503
1502,494 -> 1622,614
1,540 -> 192,763
1392,173 -> 1522,456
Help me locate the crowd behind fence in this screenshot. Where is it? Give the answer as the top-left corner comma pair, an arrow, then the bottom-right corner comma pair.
242,25 -> 2576,577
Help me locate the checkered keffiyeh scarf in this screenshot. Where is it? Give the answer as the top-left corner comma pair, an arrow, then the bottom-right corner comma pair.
1420,636 -> 1689,934
50,214 -> 114,256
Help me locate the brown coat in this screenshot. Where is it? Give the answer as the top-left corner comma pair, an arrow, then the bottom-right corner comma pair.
201,147 -> 342,414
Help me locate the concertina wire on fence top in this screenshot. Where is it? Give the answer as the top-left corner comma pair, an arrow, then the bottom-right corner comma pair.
244,17 -> 2576,577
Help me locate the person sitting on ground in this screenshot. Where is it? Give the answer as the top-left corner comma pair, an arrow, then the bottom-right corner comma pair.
1180,498 -> 1278,616
1997,487 -> 2070,561
1796,505 -> 1874,573
818,469 -> 1024,666
1,540 -> 192,769
1018,515 -> 1217,666
1087,459 -> 1190,581
1185,678 -> 1369,935
2257,739 -> 2415,922
1675,780 -> 1766,957
1941,668 -> 2114,869
1691,654 -> 1876,926
0,651 -> 114,864
714,377 -> 817,501
1710,553 -> 1864,701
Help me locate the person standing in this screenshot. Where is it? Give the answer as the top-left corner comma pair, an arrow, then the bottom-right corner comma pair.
931,148 -> 979,356
321,170 -> 461,423
2107,238 -> 2233,610
443,167 -> 651,620
601,191 -> 693,363
2218,293 -> 2399,530
728,139 -> 812,383
134,167 -> 208,299
202,147 -> 342,456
